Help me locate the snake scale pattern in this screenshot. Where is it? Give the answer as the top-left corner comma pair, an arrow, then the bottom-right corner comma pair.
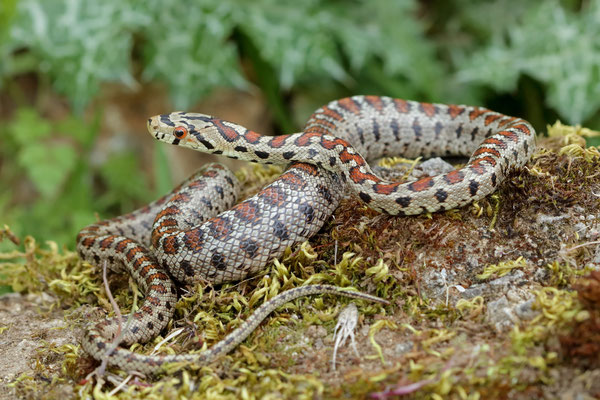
77,95 -> 535,374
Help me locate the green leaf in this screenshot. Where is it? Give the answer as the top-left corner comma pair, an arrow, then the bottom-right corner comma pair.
55,113 -> 99,149
456,0 -> 600,124
8,108 -> 52,145
10,0 -> 144,112
237,0 -> 347,89
17,142 -> 77,198
140,0 -> 245,109
99,151 -> 150,209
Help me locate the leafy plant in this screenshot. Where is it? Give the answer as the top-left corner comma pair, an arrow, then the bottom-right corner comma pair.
0,108 -> 155,249
452,0 -> 600,125
1,0 -> 599,250
3,0 -> 442,115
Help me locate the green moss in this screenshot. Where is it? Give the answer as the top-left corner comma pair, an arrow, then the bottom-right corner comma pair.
2,122 -> 600,398
476,257 -> 527,280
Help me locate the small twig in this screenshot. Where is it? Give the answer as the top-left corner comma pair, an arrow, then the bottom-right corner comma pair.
108,374 -> 133,396
334,240 -> 338,266
151,328 -> 185,355
565,240 -> 600,253
96,260 -> 138,377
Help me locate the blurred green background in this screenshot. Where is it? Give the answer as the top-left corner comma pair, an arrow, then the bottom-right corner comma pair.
1,0 -> 599,249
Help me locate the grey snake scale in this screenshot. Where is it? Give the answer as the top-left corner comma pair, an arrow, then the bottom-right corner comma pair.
77,95 -> 535,374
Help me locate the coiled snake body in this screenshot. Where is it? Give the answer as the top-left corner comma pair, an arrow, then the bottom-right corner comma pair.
77,96 -> 535,374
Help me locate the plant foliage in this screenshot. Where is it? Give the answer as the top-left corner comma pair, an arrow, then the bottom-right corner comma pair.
0,0 -> 599,247
454,0 -> 600,124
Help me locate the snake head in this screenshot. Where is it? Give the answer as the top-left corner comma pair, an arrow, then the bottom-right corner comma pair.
147,112 -> 220,152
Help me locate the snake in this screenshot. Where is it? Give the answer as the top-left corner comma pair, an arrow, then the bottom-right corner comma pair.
77,95 -> 535,374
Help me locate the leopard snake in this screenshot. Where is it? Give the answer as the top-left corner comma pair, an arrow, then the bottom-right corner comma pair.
77,95 -> 535,374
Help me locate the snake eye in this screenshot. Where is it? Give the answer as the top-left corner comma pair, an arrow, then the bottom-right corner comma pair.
173,126 -> 188,139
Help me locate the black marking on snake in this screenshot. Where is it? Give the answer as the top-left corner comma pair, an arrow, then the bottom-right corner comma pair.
329,156 -> 337,167
157,312 -> 164,322
199,201 -> 213,214
160,115 -> 175,127
225,176 -> 234,186
193,135 -> 215,150
396,196 -> 411,207
523,141 -> 529,155
372,119 -> 380,141
147,321 -> 154,330
180,260 -> 194,277
435,189 -> 448,203
255,150 -> 269,159
173,138 -> 180,145
317,184 -> 333,202
273,220 -> 290,241
282,151 -> 295,160
491,172 -> 497,187
434,122 -> 443,139
183,115 -> 214,122
456,125 -> 463,138
390,118 -> 400,140
213,150 -> 223,155
359,192 -> 372,203
240,239 -> 259,259
97,341 -> 106,350
308,148 -> 318,159
412,118 -> 422,139
211,251 -> 227,271
132,326 -> 139,334
356,126 -> 365,145
512,150 -> 519,160
470,127 -> 479,141
216,186 -> 224,199
234,145 -> 247,153
299,203 -> 315,223
469,180 -> 480,196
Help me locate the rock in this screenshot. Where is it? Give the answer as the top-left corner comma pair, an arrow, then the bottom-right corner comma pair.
306,325 -> 328,339
536,214 -> 569,225
409,157 -> 455,179
486,295 -> 518,332
488,270 -> 526,289
461,284 -> 485,299
514,298 -> 539,321
394,341 -> 414,355
462,270 -> 527,299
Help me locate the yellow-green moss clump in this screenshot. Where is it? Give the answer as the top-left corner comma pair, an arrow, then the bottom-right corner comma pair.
1,122 -> 600,399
